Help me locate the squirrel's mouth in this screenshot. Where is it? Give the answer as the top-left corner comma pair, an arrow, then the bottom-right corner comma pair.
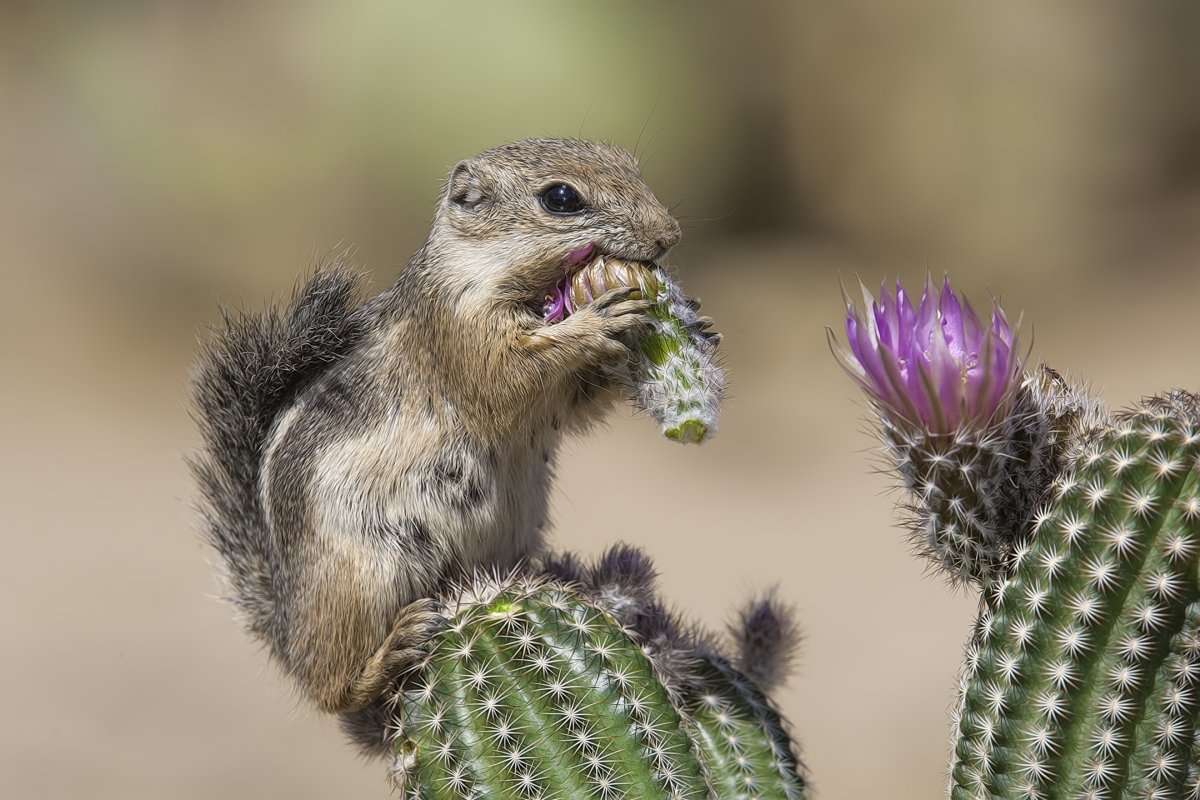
542,243 -> 595,323
541,243 -> 657,324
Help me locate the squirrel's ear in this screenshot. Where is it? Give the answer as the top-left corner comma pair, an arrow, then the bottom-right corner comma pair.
447,160 -> 489,212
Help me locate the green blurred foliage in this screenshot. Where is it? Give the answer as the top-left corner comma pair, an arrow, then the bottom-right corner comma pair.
781,0 -> 1200,268
67,2 -> 706,220
2,1 -> 715,299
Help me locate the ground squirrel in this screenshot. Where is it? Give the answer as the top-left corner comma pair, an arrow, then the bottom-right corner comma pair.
190,138 -> 685,724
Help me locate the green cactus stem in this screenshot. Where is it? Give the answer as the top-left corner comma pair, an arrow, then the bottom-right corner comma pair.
621,263 -> 723,445
389,574 -> 807,800
834,277 -> 1200,797
950,392 -> 1200,799
392,579 -> 709,800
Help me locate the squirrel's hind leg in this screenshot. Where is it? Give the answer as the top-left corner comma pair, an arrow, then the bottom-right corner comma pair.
332,598 -> 444,714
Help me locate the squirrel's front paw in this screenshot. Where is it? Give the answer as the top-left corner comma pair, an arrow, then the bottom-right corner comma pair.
520,286 -> 651,367
564,286 -> 652,360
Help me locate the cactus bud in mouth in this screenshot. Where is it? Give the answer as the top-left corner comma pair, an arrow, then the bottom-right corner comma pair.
544,254 -> 724,444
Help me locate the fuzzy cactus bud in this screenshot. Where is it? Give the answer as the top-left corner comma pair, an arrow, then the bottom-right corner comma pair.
832,276 -> 1114,586
949,392 -> 1200,799
545,254 -> 724,444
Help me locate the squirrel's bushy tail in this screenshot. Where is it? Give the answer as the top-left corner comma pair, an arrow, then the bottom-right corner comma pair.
188,261 -> 368,641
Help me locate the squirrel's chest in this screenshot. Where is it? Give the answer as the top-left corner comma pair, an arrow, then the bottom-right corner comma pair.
292,401 -> 562,569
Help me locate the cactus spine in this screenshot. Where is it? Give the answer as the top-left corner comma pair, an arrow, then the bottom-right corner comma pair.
950,393 -> 1200,799
389,576 -> 807,800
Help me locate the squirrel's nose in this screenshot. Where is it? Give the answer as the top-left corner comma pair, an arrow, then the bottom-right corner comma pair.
653,218 -> 682,253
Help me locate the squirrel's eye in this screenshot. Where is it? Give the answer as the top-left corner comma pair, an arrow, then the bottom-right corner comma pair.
540,184 -> 586,215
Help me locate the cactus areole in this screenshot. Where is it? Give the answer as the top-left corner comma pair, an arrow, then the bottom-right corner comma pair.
542,251 -> 724,445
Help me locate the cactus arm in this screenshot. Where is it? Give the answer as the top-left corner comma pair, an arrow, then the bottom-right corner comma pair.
556,256 -> 724,445
685,656 -> 807,800
951,398 -> 1200,799
1126,601 -> 1200,797
1053,435 -> 1200,793
631,266 -> 724,445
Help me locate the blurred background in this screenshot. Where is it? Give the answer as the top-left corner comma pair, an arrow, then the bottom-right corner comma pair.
2,1 -> 1199,798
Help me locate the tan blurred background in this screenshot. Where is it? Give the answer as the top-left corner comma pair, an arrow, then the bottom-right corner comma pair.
2,2 -> 1199,798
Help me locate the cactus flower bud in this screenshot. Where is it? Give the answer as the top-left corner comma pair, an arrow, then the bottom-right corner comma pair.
831,275 -> 1039,585
834,275 -> 1021,435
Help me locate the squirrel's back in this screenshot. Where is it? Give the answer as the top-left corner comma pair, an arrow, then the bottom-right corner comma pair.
189,261 -> 368,642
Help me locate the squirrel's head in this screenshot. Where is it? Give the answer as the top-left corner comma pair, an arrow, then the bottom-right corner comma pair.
428,138 -> 681,314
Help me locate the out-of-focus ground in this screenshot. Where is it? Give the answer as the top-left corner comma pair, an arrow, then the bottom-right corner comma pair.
2,3 -> 1200,799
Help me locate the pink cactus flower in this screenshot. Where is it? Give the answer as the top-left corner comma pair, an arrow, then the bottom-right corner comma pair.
833,275 -> 1023,434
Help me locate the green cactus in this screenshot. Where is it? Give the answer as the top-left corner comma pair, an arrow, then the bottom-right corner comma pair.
628,264 -> 724,445
388,575 -> 807,800
949,394 -> 1200,799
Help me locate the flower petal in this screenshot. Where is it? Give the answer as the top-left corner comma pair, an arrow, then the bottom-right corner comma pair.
939,277 -> 967,361
835,275 -> 1022,434
563,242 -> 596,267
